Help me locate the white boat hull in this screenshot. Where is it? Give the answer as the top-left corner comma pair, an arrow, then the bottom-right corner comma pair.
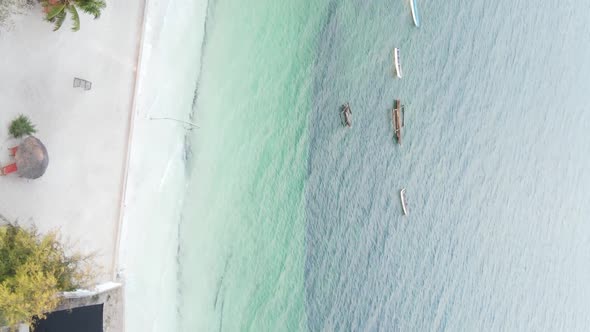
410,0 -> 420,27
394,48 -> 402,78
400,188 -> 408,215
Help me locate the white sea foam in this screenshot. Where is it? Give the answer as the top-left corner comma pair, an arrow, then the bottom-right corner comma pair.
117,0 -> 209,330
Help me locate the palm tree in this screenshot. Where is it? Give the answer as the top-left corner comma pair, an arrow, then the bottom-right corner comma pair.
42,0 -> 106,31
8,114 -> 36,138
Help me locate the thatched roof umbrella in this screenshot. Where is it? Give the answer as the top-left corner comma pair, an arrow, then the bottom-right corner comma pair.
15,136 -> 49,179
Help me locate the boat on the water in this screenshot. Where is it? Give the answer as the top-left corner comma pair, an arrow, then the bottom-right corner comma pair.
401,104 -> 405,127
341,102 -> 352,127
392,99 -> 402,144
393,48 -> 403,79
410,0 -> 421,27
400,188 -> 408,215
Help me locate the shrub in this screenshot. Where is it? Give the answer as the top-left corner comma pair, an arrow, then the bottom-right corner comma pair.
8,114 -> 36,138
0,224 -> 94,329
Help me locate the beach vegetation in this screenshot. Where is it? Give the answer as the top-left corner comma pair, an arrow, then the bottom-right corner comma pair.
41,0 -> 106,31
8,114 -> 36,138
0,223 -> 95,330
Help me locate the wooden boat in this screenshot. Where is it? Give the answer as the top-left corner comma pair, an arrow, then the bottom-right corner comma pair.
393,48 -> 403,78
392,99 -> 402,144
341,103 -> 352,127
410,0 -> 421,27
400,188 -> 408,215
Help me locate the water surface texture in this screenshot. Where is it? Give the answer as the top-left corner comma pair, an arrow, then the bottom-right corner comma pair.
180,0 -> 590,330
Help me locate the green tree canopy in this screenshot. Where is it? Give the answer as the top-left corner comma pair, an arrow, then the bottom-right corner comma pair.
0,224 -> 94,329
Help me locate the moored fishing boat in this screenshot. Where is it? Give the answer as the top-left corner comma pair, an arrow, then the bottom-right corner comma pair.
393,48 -> 403,78
341,102 -> 352,127
401,104 -> 405,127
400,188 -> 408,215
392,99 -> 402,144
410,0 -> 421,27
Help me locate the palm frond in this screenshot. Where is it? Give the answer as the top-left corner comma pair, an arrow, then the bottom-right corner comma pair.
46,3 -> 66,20
67,5 -> 80,31
53,9 -> 67,31
74,0 -> 106,19
8,115 -> 36,138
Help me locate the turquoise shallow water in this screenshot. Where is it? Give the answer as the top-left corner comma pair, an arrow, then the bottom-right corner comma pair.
179,0 -> 590,330
179,1 -> 324,330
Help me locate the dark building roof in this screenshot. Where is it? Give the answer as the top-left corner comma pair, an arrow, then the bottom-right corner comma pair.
33,304 -> 103,332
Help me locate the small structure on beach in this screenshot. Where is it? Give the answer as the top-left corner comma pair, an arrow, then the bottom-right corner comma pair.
33,304 -> 103,332
1,136 -> 49,179
30,282 -> 122,332
73,77 -> 92,91
16,136 -> 49,179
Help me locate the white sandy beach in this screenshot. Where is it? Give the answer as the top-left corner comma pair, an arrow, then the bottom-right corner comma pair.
1,0 -> 209,331
1,0 -> 208,330
0,1 -> 144,331
0,1 -> 144,281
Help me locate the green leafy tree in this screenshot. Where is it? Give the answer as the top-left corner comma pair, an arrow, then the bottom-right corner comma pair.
0,224 -> 94,329
8,114 -> 36,138
41,0 -> 106,31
